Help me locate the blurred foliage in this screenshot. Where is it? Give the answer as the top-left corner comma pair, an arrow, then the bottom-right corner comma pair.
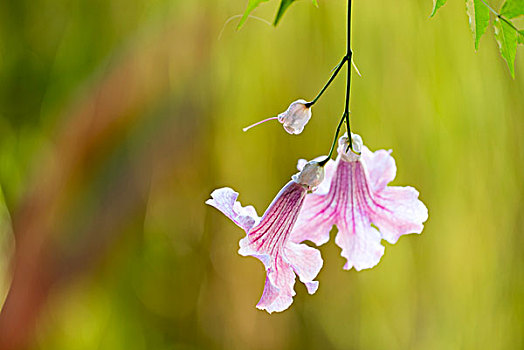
0,0 -> 523,349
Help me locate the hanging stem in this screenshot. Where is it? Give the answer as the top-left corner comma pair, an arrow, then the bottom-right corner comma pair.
319,0 -> 356,164
344,0 -> 353,150
306,55 -> 348,108
319,114 -> 346,166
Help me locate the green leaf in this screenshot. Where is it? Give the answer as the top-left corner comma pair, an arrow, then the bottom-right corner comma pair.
500,0 -> 524,18
519,30 -> 524,44
237,0 -> 269,29
274,0 -> 296,25
273,0 -> 318,26
430,0 -> 448,17
493,18 -> 518,77
466,0 -> 491,50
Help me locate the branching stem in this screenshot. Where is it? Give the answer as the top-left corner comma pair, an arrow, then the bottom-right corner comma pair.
319,114 -> 346,166
306,55 -> 348,107
345,0 -> 353,150
319,0 -> 355,165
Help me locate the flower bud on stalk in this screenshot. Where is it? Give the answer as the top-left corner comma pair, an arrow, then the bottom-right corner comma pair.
338,132 -> 363,162
277,99 -> 312,135
292,160 -> 324,190
242,99 -> 312,135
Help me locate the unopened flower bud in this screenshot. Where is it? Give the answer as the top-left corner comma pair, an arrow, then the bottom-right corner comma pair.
278,99 -> 312,135
338,132 -> 363,162
293,160 -> 325,190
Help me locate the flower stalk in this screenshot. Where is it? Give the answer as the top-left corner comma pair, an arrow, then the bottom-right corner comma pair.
344,0 -> 353,151
318,114 -> 345,167
305,55 -> 348,108
319,0 -> 356,165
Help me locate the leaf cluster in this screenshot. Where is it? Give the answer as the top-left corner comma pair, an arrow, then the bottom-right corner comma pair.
432,0 -> 523,77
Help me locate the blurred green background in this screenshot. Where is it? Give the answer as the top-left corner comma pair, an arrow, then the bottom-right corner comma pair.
0,0 -> 523,349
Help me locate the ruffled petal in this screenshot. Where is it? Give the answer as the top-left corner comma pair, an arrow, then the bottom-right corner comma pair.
206,187 -> 259,232
370,186 -> 429,244
361,146 -> 396,192
256,241 -> 324,313
251,244 -> 322,313
285,242 -> 323,294
238,236 -> 272,267
334,216 -> 385,271
331,160 -> 385,270
256,276 -> 280,311
291,194 -> 335,246
256,255 -> 296,313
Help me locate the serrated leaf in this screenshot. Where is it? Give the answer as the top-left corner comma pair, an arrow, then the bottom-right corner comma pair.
494,18 -> 518,77
500,0 -> 524,18
430,0 -> 448,17
466,0 -> 490,50
238,0 -> 269,29
274,0 -> 296,25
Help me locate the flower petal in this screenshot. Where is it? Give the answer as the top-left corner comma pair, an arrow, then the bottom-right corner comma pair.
316,158 -> 337,195
256,242 -> 323,313
256,276 -> 281,312
334,216 -> 385,271
370,186 -> 429,244
291,194 -> 335,246
238,236 -> 271,267
206,187 -> 259,232
285,242 -> 323,294
332,160 -> 385,270
256,255 -> 296,313
361,146 -> 396,191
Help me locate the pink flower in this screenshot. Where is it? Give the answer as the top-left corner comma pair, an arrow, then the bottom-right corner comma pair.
206,161 -> 324,313
292,133 -> 428,271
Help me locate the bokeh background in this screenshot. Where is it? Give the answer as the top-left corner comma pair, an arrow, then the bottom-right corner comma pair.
0,0 -> 523,349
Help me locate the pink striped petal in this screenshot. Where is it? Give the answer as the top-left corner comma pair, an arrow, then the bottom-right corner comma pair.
361,146 -> 396,192
206,187 -> 259,232
368,186 -> 429,244
256,256 -> 295,313
285,242 -> 323,293
255,242 -> 322,313
291,193 -> 335,246
334,216 -> 385,271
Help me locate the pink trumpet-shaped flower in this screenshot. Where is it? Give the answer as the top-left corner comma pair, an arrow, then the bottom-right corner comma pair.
292,133 -> 428,271
206,161 -> 324,313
